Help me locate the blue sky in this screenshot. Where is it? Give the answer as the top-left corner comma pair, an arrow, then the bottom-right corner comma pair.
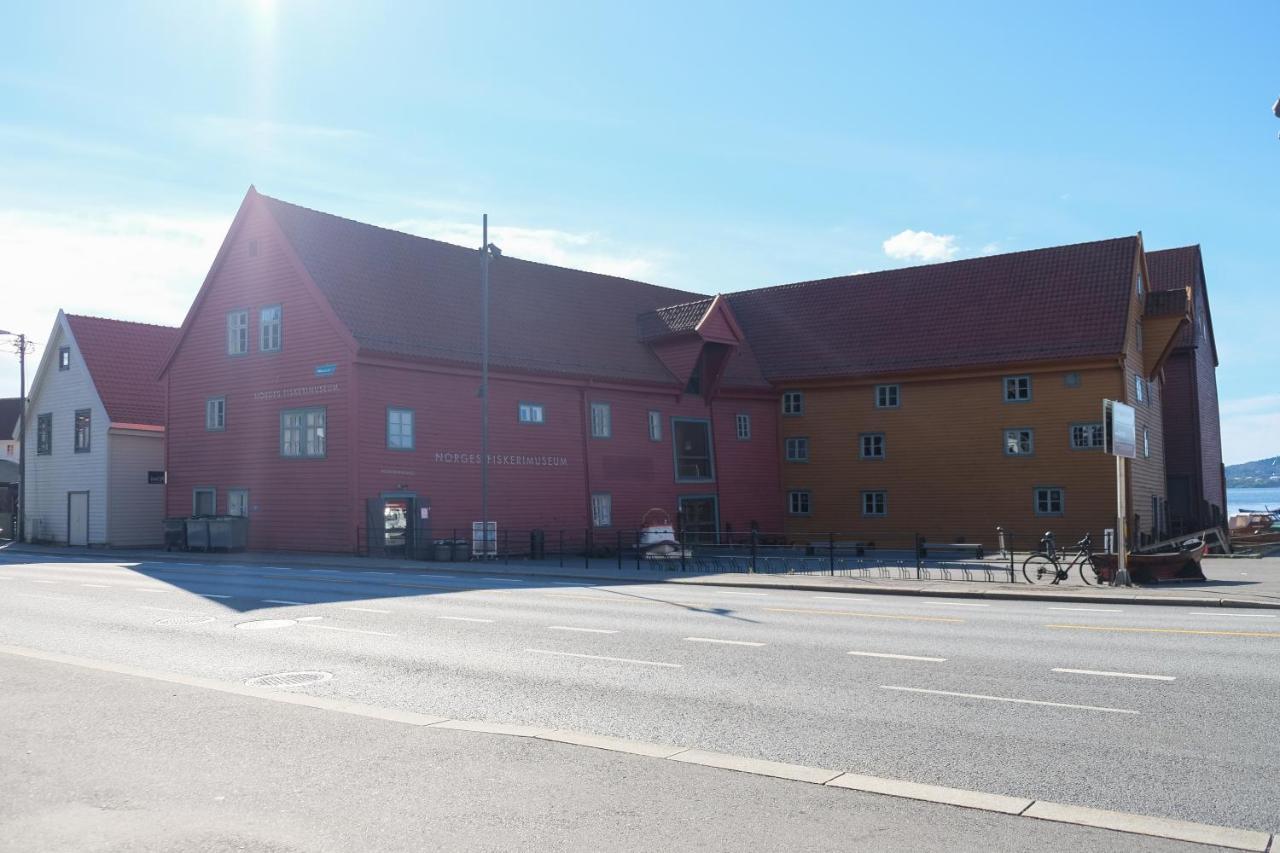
2,1 -> 1277,463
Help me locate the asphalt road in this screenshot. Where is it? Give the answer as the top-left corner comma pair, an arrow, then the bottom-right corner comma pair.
2,552 -> 1277,836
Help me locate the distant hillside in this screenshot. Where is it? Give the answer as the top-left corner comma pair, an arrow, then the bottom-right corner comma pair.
1226,456 -> 1280,488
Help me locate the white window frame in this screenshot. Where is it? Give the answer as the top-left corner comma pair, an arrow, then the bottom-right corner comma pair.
205,397 -> 226,431
1136,272 -> 1144,297
648,410 -> 662,441
227,310 -> 249,356
281,407 -> 326,458
1135,376 -> 1146,404
1003,428 -> 1034,456
1034,487 -> 1065,516
784,436 -> 808,462
1143,428 -> 1150,458
519,402 -> 545,425
788,490 -> 811,516
735,413 -> 751,440
387,407 -> 414,450
259,305 -> 282,352
862,490 -> 887,517
591,493 -> 612,527
73,409 -> 91,454
1070,422 -> 1105,450
590,402 -> 611,438
58,346 -> 70,371
1003,375 -> 1031,402
875,384 -> 900,408
860,432 -> 885,459
782,391 -> 804,416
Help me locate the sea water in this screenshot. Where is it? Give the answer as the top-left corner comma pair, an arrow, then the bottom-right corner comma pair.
1226,486 -> 1280,513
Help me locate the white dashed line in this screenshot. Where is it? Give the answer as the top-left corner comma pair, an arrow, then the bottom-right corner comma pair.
551,581 -> 586,586
416,574 -> 457,579
80,583 -> 110,588
299,623 -> 397,637
342,606 -> 391,614
481,577 -> 526,583
812,595 -> 871,602
261,599 -> 308,606
683,637 -> 766,647
1048,607 -> 1123,613
365,572 -> 395,576
547,626 -> 619,634
848,651 -> 946,662
718,591 -> 768,597
140,606 -> 204,615
198,593 -> 232,600
919,601 -> 989,608
307,569 -> 342,573
1185,611 -> 1276,618
436,616 -> 494,623
133,588 -> 166,593
1052,668 -> 1175,681
880,685 -> 1137,714
524,648 -> 681,668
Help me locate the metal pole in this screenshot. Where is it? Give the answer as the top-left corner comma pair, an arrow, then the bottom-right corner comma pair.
915,533 -> 922,580
828,532 -> 835,575
17,334 -> 26,542
616,530 -> 622,570
480,215 -> 490,557
1114,454 -> 1132,586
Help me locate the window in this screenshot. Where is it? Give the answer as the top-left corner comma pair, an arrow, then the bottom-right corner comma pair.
1064,372 -> 1081,388
227,310 -> 249,355
591,493 -> 612,527
282,407 -> 326,458
387,407 -> 414,449
590,402 -> 611,438
1035,487 -> 1064,516
74,409 -> 91,453
519,403 -> 545,425
862,490 -> 887,517
227,489 -> 249,517
260,305 -> 282,352
1136,272 -> 1144,297
1071,423 -> 1105,450
36,413 -> 52,455
735,413 -> 751,440
193,488 -> 216,517
1143,428 -> 1150,458
1135,376 -> 1145,404
673,419 -> 714,481
58,346 -> 70,371
205,397 -> 226,431
788,490 -> 811,515
648,410 -> 662,441
785,436 -> 809,462
1004,428 -> 1034,456
1004,375 -> 1031,402
860,433 -> 885,459
1136,322 -> 1144,352
875,384 -> 900,408
782,391 -> 804,416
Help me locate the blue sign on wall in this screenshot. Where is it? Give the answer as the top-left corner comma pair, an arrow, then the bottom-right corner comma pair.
315,364 -> 337,377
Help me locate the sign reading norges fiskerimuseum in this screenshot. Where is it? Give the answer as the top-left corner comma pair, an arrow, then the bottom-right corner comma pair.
433,451 -> 570,467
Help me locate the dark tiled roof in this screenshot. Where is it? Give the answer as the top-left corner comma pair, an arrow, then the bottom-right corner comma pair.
66,315 -> 179,426
636,298 -> 713,341
258,195 -> 769,388
0,397 -> 19,440
727,237 -> 1139,381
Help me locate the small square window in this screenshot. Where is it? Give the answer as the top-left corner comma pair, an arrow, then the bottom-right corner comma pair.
1035,487 -> 1064,516
860,433 -> 885,459
58,346 -> 70,371
387,408 -> 414,449
788,490 -> 811,515
648,410 -> 662,441
785,436 -> 809,462
1064,372 -> 1081,388
590,402 -> 611,438
735,413 -> 751,440
591,493 -> 612,527
1004,428 -> 1033,456
205,397 -> 226,431
782,391 -> 804,416
519,403 -> 545,425
875,384 -> 899,408
862,491 -> 887,517
1071,423 -> 1105,450
1004,375 -> 1031,402
193,488 -> 216,517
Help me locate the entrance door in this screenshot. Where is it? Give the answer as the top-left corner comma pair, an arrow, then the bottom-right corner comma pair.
228,490 -> 249,517
67,492 -> 89,546
382,496 -> 414,557
678,495 -> 719,545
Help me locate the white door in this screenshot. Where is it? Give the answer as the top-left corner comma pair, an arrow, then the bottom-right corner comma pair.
68,492 -> 89,546
228,490 -> 249,517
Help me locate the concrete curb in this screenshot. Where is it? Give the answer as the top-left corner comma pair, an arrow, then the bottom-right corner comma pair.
0,642 -> 1272,851
5,543 -> 1280,611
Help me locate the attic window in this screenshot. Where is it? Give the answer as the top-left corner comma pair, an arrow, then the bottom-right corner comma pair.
1136,272 -> 1143,297
58,346 -> 70,371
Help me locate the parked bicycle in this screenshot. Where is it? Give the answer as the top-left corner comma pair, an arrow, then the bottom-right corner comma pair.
1022,532 -> 1099,584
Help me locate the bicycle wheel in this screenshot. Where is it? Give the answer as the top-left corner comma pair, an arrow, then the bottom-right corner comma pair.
1079,554 -> 1099,585
1022,554 -> 1058,584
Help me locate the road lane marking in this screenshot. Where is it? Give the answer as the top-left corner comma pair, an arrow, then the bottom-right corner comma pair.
198,593 -> 233,599
133,588 -> 166,593
416,574 -> 457,579
1052,668 -> 1175,681
551,581 -> 586,586
1185,611 -> 1277,618
880,685 -> 1137,714
306,569 -> 342,573
718,591 -> 769,597
296,616 -> 324,622
812,596 -> 871,601
766,607 -> 963,623
848,651 -> 946,662
683,637 -> 766,647
261,599 -> 308,606
33,580 -> 60,585
140,606 -> 206,614
365,571 -> 394,575
918,601 -> 988,608
342,606 -> 391,614
1048,607 -> 1123,613
299,623 -> 396,637
1047,624 -> 1280,639
80,583 -> 110,588
524,648 -> 681,668
436,616 -> 494,623
547,626 -> 618,634
481,577 -> 525,583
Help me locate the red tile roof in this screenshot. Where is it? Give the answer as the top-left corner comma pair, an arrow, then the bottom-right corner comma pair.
727,237 -> 1140,381
258,195 -> 770,389
65,315 -> 179,426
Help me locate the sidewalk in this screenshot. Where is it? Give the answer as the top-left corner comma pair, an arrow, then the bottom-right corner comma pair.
5,541 -> 1280,610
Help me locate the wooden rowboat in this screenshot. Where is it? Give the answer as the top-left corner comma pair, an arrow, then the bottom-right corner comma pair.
1092,539 -> 1207,584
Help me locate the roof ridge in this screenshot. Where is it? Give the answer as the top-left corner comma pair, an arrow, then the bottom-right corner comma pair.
66,314 -> 180,331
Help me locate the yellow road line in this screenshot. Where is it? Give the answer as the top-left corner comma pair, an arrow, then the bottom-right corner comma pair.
766,607 -> 963,624
1046,624 -> 1280,639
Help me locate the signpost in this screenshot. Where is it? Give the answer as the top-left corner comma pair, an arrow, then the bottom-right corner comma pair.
1104,400 -> 1137,586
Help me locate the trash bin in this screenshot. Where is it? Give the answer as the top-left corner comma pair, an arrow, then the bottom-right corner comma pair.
530,529 -> 545,560
185,518 -> 210,551
163,518 -> 187,551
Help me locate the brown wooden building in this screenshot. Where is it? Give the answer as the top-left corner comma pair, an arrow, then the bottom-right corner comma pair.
727,235 -> 1189,550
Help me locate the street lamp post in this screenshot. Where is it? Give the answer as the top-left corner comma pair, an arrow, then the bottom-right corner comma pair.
478,217 -> 502,559
0,330 -> 28,542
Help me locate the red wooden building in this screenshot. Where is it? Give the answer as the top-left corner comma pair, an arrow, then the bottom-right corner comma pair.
160,189 -> 783,553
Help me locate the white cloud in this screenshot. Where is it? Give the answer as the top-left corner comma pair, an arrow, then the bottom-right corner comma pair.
1220,395 -> 1280,465
882,229 -> 959,263
979,242 -> 1001,256
390,219 -> 664,281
